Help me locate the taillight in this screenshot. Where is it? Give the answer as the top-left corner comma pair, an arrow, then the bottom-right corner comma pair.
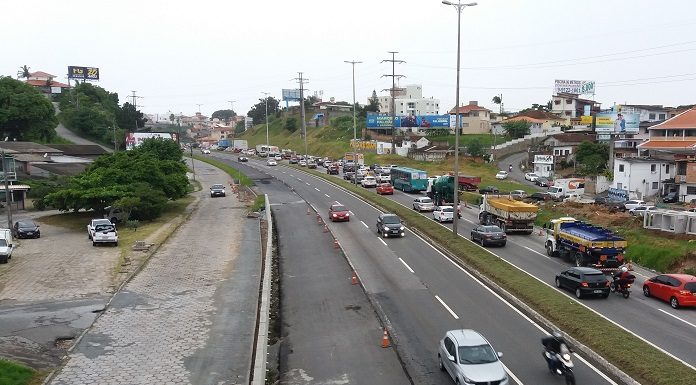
581,282 -> 589,287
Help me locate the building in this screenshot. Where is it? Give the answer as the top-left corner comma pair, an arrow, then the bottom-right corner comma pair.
551,93 -> 600,121
377,84 -> 440,116
532,154 -> 554,178
612,158 -> 675,199
541,133 -> 596,166
492,110 -> 565,136
449,101 -> 491,134
23,71 -> 70,95
637,107 -> 696,202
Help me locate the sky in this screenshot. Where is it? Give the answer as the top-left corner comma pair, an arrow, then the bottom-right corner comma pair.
3,0 -> 696,119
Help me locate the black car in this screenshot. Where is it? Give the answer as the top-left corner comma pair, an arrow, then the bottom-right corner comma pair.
662,191 -> 679,203
527,192 -> 551,202
555,267 -> 610,299
343,171 -> 355,181
470,225 -> 506,247
13,220 -> 40,239
238,156 -> 248,162
377,213 -> 405,238
535,177 -> 552,187
478,185 -> 499,194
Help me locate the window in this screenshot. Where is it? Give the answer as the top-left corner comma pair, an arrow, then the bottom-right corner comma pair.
659,113 -> 666,120
565,111 -> 571,116
666,164 -> 670,173
619,164 -> 625,172
652,182 -> 659,189
554,100 -> 561,105
617,183 -> 623,189
554,149 -> 560,155
649,113 -> 656,120
566,99 -> 573,104
687,186 -> 696,195
651,164 -> 656,172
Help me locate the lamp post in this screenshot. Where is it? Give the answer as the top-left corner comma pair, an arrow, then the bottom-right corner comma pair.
262,92 -> 270,147
442,0 -> 477,236
345,60 -> 362,185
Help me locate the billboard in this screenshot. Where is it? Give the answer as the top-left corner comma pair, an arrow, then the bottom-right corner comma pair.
581,113 -> 639,134
125,132 -> 178,150
68,66 -> 100,80
366,114 -> 449,128
554,79 -> 594,95
281,89 -> 301,101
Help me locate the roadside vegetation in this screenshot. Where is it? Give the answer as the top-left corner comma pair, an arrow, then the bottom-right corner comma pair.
0,360 -> 39,385
298,165 -> 694,385
191,155 -> 253,186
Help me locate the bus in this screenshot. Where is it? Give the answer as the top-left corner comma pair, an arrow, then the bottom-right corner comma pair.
390,167 -> 429,192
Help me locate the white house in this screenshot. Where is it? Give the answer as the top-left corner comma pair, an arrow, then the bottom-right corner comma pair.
532,154 -> 554,178
612,158 -> 675,199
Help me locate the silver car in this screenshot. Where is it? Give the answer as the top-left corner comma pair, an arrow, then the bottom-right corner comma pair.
413,197 -> 435,212
438,329 -> 509,385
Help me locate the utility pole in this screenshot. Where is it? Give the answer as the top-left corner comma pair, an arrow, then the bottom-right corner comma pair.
345,60 -> 362,185
261,92 -> 270,146
196,104 -> 203,113
382,52 -> 405,154
294,73 -> 309,160
228,100 -> 236,113
2,151 -> 12,229
130,91 -> 143,131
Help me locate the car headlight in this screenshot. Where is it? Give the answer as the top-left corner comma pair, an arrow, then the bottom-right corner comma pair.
345,213 -> 349,216
400,226 -> 405,231
562,353 -> 571,361
332,214 -> 337,217
383,226 -> 389,231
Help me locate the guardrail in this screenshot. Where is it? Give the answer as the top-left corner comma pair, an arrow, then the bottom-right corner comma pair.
251,195 -> 273,384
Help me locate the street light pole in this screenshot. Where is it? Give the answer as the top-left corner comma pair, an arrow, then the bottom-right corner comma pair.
262,92 -> 270,146
345,60 -> 362,185
443,0 -> 477,236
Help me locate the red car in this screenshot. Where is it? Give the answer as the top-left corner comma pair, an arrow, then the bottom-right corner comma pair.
329,203 -> 350,222
643,274 -> 696,309
376,183 -> 394,195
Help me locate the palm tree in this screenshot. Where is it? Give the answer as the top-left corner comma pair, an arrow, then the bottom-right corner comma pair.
17,65 -> 31,79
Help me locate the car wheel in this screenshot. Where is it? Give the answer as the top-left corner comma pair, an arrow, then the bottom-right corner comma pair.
602,293 -> 610,299
0,255 -> 7,264
438,355 -> 445,372
92,242 -> 97,247
546,243 -> 554,257
555,277 -> 562,288
670,297 -> 680,309
643,286 -> 650,297
114,242 -> 118,247
575,288 -> 583,299
37,234 -> 40,239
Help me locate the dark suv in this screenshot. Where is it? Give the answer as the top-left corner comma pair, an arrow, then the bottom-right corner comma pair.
555,267 -> 610,299
376,213 -> 405,238
662,191 -> 679,203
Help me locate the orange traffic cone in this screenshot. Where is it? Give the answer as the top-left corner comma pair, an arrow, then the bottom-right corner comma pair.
333,239 -> 340,249
381,329 -> 390,348
351,273 -> 358,285
323,224 -> 329,233
317,214 -> 322,224
306,207 -> 310,215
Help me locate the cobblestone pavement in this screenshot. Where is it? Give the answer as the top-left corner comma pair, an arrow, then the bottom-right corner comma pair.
49,160 -> 261,385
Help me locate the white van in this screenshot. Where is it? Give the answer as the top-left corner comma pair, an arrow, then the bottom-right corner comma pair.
0,228 -> 14,264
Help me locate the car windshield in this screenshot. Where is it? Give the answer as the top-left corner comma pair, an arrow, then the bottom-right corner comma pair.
458,344 -> 498,364
332,205 -> 347,212
18,221 -> 35,228
211,184 -> 224,189
440,207 -> 454,212
420,198 -> 432,203
382,216 -> 400,224
483,226 -> 502,232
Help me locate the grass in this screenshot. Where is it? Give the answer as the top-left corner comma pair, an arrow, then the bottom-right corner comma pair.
427,133 -> 511,148
0,360 -> 38,385
191,155 -> 253,186
250,195 -> 265,212
296,165 -> 694,385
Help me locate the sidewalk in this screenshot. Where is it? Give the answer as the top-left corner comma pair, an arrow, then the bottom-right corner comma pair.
47,159 -> 261,385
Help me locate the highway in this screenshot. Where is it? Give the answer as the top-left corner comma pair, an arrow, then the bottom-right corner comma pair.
212,152 -> 621,385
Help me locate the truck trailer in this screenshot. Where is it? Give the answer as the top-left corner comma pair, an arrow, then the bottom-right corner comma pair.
428,175 -> 482,204
544,217 -> 626,271
479,195 -> 538,234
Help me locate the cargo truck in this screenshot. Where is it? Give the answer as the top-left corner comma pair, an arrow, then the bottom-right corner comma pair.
548,178 -> 585,199
544,217 -> 626,271
344,152 -> 365,166
479,195 -> 538,234
428,175 -> 482,204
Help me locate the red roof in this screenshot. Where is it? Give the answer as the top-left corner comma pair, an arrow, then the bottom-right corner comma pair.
637,140 -> 696,149
449,104 -> 490,114
649,108 -> 696,129
29,71 -> 55,78
25,79 -> 70,88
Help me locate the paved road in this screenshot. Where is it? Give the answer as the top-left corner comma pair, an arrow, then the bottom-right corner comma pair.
498,152 -> 536,187
51,103 -> 113,152
48,159 -> 260,385
215,153 -> 615,385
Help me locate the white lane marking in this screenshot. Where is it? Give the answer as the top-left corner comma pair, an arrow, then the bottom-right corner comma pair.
306,182 -> 311,186
501,363 -> 525,385
289,174 -> 294,177
378,238 -> 387,246
325,194 -> 330,198
361,221 -> 369,228
658,309 -> 696,329
435,295 -> 460,319
282,171 -> 286,173
573,353 -> 618,385
297,178 -> 302,181
398,258 -> 415,273
523,245 -> 551,260
315,187 -> 320,191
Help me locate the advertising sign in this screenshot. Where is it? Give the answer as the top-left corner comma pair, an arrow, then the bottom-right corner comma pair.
125,132 -> 178,150
554,79 -> 595,95
367,114 -> 449,128
592,112 -> 639,134
366,114 -> 399,128
281,89 -> 301,101
534,155 -> 554,164
68,66 -> 100,80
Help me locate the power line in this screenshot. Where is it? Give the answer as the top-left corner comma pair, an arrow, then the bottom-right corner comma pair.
382,51 -> 405,153
293,73 -> 309,158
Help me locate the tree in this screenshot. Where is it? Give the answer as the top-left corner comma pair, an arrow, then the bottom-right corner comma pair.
247,97 -> 280,125
502,119 -> 531,139
467,138 -> 484,157
574,141 -> 609,175
360,93 -> 380,117
169,113 -> 175,124
211,109 -> 236,123
0,77 -> 58,141
17,65 -> 31,79
235,120 -> 246,134
284,117 -> 298,132
492,95 -> 503,114
426,128 -> 450,138
115,102 -> 146,131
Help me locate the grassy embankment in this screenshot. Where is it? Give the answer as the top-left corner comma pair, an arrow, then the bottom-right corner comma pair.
0,360 -> 39,385
296,165 -> 694,385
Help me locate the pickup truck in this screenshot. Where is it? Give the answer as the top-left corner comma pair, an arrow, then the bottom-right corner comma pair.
87,219 -> 114,240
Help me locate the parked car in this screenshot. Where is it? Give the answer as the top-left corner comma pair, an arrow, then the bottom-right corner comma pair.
361,176 -> 377,188
210,184 -> 226,197
510,190 -> 527,199
629,205 -> 657,217
266,159 -> 277,166
438,329 -> 508,385
478,185 -> 499,194
376,213 -> 405,238
91,223 -> 118,247
622,200 -> 646,212
495,171 -> 508,180
470,225 -> 506,247
13,220 -> 40,239
662,191 -> 679,203
555,267 -> 610,299
238,156 -> 248,162
327,165 -> 339,175
376,183 -> 394,195
328,203 -> 350,222
535,177 -> 552,187
0,229 -> 14,264
527,192 -> 551,202
87,218 -> 114,240
433,206 -> 455,223
524,172 -> 539,182
413,197 -> 435,212
643,274 -> 696,309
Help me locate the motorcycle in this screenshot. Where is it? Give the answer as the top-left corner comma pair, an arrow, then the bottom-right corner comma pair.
610,275 -> 635,299
543,343 -> 575,385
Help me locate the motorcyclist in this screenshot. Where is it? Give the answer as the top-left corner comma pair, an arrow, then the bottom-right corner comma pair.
508,164 -> 513,172
613,266 -> 635,288
542,332 -> 570,374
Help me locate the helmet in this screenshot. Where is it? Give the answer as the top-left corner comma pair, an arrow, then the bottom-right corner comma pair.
552,331 -> 563,339
621,266 -> 628,273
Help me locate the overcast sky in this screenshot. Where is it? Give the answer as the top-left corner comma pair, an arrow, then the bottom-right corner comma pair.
3,0 -> 696,118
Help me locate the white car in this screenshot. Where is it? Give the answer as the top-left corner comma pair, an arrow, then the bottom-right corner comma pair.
92,223 -> 118,247
413,197 -> 435,212
438,329 -> 508,385
298,160 -> 307,167
361,176 -> 377,188
622,200 -> 646,211
495,171 -> 508,180
629,205 -> 657,216
274,154 -> 282,161
201,149 -> 211,154
510,190 -> 527,199
377,173 -> 391,183
433,206 -> 455,222
267,159 -> 277,166
524,172 -> 539,182
87,218 -> 113,240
